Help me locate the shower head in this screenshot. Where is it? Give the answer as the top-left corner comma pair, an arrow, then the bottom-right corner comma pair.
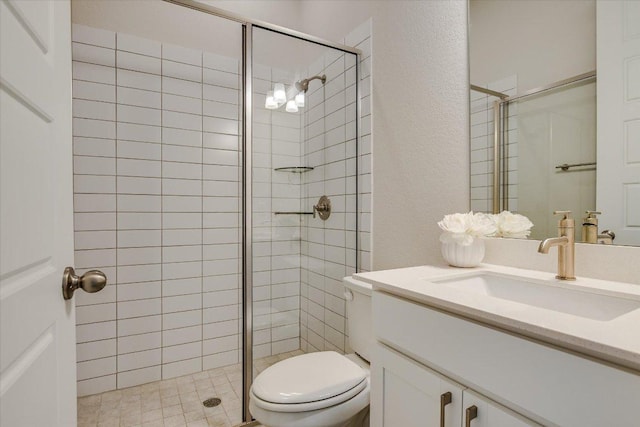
295,74 -> 327,92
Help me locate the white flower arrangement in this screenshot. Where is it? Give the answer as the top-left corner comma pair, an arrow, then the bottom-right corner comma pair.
438,211 -> 533,246
492,210 -> 534,239
438,211 -> 496,246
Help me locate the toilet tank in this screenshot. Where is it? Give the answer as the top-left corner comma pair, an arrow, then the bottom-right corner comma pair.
343,277 -> 374,362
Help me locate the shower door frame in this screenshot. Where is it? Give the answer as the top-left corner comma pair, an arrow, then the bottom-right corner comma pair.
162,1 -> 362,423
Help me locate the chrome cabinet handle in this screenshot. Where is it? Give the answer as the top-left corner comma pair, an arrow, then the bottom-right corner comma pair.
62,267 -> 107,300
465,405 -> 478,427
440,392 -> 452,427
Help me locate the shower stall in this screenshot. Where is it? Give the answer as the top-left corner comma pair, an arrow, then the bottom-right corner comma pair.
71,1 -> 366,424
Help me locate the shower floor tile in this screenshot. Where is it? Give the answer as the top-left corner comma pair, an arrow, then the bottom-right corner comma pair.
77,350 -> 303,427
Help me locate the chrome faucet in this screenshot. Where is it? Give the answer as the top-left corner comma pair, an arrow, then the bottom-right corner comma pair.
538,211 -> 576,280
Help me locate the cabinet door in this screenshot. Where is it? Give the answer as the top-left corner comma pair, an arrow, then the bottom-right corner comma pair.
371,343 -> 464,427
462,389 -> 541,427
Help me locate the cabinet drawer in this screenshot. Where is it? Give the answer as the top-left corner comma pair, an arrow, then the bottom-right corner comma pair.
373,291 -> 640,426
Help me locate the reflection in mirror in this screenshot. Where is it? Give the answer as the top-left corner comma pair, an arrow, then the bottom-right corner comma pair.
469,0 -> 640,246
512,79 -> 595,242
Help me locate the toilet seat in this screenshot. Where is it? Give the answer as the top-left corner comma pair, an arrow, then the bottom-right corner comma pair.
249,379 -> 370,427
251,351 -> 368,413
251,379 -> 367,413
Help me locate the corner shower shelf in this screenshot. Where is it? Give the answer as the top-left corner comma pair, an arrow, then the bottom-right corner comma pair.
274,166 -> 314,173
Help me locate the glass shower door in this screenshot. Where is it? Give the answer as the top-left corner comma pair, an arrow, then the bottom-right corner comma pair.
246,25 -> 359,420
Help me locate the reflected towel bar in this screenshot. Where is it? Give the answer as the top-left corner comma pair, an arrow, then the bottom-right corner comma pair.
555,162 -> 596,171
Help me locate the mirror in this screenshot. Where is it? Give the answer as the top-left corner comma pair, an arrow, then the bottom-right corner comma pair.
469,0 -> 640,246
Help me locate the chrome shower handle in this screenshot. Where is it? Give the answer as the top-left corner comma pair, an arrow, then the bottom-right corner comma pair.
312,195 -> 331,221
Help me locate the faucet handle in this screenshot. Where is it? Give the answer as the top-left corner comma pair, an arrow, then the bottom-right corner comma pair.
553,210 -> 575,228
553,210 -> 572,219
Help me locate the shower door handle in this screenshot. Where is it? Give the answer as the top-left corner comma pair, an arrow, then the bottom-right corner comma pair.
62,267 -> 107,300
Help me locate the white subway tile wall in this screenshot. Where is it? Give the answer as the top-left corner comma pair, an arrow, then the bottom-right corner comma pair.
72,24 -> 242,397
469,75 -> 518,213
300,21 -> 372,354
72,21 -> 373,398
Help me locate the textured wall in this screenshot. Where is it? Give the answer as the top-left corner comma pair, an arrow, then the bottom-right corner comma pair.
296,1 -> 470,269
367,1 -> 469,269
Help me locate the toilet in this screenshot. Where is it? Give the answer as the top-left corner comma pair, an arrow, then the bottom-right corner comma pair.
249,277 -> 374,427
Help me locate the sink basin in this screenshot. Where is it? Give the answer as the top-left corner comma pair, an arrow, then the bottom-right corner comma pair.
431,272 -> 640,321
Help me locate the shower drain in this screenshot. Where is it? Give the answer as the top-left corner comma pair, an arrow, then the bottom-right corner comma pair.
203,397 -> 222,408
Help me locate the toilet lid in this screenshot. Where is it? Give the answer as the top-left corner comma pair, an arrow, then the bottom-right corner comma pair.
252,351 -> 367,405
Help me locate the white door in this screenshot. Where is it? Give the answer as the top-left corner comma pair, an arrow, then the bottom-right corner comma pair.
0,0 -> 77,426
597,0 -> 640,245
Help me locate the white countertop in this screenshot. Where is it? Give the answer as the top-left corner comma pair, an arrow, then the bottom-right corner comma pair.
354,264 -> 640,372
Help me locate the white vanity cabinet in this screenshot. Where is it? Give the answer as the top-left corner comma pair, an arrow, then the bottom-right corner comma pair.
371,343 -> 538,427
371,290 -> 640,426
370,342 -> 464,427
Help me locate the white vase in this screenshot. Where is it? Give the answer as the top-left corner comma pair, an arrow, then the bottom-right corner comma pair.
441,238 -> 485,267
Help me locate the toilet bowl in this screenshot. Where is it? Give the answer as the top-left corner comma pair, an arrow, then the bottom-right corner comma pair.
249,277 -> 373,427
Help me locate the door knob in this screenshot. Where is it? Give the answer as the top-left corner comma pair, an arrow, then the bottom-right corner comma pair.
62,267 -> 107,300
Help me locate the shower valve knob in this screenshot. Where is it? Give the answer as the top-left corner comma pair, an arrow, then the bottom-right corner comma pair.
313,195 -> 331,221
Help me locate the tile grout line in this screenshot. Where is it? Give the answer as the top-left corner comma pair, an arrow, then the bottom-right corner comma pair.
114,31 -> 119,392
201,49 -> 205,373
160,41 -> 164,384
72,52 -> 242,92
